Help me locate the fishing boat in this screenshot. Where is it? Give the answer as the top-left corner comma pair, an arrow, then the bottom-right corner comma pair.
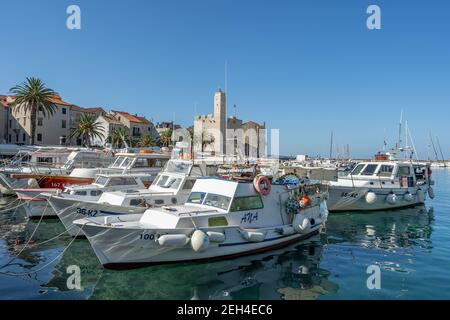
48,159 -> 216,236
73,176 -> 327,268
17,173 -> 156,218
325,155 -> 435,212
12,151 -> 170,218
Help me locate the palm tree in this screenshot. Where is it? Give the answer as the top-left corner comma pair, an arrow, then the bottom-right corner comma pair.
69,113 -> 104,147
9,77 -> 58,145
159,129 -> 173,147
110,127 -> 130,148
136,135 -> 156,148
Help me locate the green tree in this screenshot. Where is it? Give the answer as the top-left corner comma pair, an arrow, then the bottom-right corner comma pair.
110,127 -> 131,148
159,129 -> 173,147
69,113 -> 104,147
136,135 -> 156,148
9,77 -> 58,145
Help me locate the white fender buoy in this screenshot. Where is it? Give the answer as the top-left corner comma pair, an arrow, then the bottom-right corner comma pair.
293,216 -> 311,234
206,231 -> 225,243
365,191 -> 377,204
428,187 -> 435,199
417,189 -> 425,203
241,230 -> 266,242
404,192 -> 414,202
158,234 -> 190,248
386,193 -> 397,205
278,226 -> 295,236
191,230 -> 210,252
28,178 -> 38,188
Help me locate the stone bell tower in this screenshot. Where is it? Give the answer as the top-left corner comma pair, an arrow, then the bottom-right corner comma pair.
213,89 -> 226,155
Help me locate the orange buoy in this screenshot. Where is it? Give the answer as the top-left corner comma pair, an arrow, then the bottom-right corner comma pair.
299,195 -> 311,207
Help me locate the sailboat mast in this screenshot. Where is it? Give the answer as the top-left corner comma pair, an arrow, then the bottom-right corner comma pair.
429,131 -> 439,161
329,131 -> 333,159
436,136 -> 446,167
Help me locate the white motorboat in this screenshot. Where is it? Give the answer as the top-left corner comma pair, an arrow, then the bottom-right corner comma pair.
48,159 -> 216,236
325,159 -> 435,212
11,151 -> 170,218
73,176 -> 327,268
17,172 -> 156,219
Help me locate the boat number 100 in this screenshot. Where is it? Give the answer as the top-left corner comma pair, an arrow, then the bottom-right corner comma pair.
140,233 -> 161,241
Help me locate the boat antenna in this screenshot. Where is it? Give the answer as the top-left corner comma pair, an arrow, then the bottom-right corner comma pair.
407,124 -> 419,160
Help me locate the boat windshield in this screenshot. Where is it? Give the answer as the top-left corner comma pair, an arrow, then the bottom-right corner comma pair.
360,164 -> 378,176
203,193 -> 232,210
95,176 -> 109,186
164,160 -> 192,174
187,192 -> 206,204
155,175 -> 182,189
350,164 -> 365,175
110,156 -> 124,168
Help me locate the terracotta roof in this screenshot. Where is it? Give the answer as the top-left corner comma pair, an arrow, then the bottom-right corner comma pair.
47,95 -> 72,106
3,95 -> 72,107
101,114 -> 122,124
115,111 -> 146,124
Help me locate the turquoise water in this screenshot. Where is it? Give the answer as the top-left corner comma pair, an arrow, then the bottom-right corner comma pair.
0,169 -> 449,300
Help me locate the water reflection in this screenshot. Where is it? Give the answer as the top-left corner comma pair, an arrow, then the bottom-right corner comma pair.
325,205 -> 434,251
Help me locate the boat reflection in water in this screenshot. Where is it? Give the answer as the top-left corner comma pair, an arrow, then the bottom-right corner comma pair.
325,205 -> 434,252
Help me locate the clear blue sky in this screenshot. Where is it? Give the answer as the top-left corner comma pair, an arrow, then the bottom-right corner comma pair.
1,0 -> 449,159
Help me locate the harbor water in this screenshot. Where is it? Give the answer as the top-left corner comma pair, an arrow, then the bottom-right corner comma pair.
0,169 -> 449,300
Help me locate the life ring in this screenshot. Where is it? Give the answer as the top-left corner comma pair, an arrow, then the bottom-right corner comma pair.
253,175 -> 271,196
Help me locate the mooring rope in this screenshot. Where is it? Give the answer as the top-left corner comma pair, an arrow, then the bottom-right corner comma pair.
0,224 -> 85,276
0,196 -> 51,270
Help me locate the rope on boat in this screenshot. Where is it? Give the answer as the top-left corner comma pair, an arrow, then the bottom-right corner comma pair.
0,224 -> 85,276
0,198 -> 22,213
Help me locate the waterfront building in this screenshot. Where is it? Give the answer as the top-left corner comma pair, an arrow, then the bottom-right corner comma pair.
193,90 -> 266,159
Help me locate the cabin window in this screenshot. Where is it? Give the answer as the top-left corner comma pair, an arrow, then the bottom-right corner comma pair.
203,193 -> 232,210
156,175 -> 181,189
95,176 -> 109,186
75,191 -> 87,196
351,164 -> 365,175
397,166 -> 411,176
187,192 -> 206,204
360,164 -> 378,175
134,158 -> 152,168
91,190 -> 103,196
230,195 -> 264,212
377,165 -> 394,177
208,216 -> 228,227
130,199 -> 150,207
182,179 -> 196,190
120,157 -> 132,168
155,199 -> 164,205
108,177 -> 138,186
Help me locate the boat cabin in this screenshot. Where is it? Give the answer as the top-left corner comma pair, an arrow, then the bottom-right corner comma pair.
105,152 -> 170,173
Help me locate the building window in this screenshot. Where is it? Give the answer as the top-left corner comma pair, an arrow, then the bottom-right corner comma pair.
37,133 -> 42,142
23,118 -> 26,126
62,120 -> 66,128
8,134 -> 11,143
9,120 -> 11,127
38,118 -> 43,126
15,133 -> 19,142
62,108 -> 67,114
23,133 -> 26,142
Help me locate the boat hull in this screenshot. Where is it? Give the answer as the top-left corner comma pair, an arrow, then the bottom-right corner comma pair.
48,196 -> 147,236
76,216 -> 324,269
326,185 -> 428,212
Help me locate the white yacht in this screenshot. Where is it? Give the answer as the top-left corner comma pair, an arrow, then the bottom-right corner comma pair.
73,176 -> 327,268
48,159 -> 215,236
325,159 -> 434,212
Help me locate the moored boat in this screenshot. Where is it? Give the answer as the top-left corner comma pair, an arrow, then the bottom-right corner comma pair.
73,176 -> 327,268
